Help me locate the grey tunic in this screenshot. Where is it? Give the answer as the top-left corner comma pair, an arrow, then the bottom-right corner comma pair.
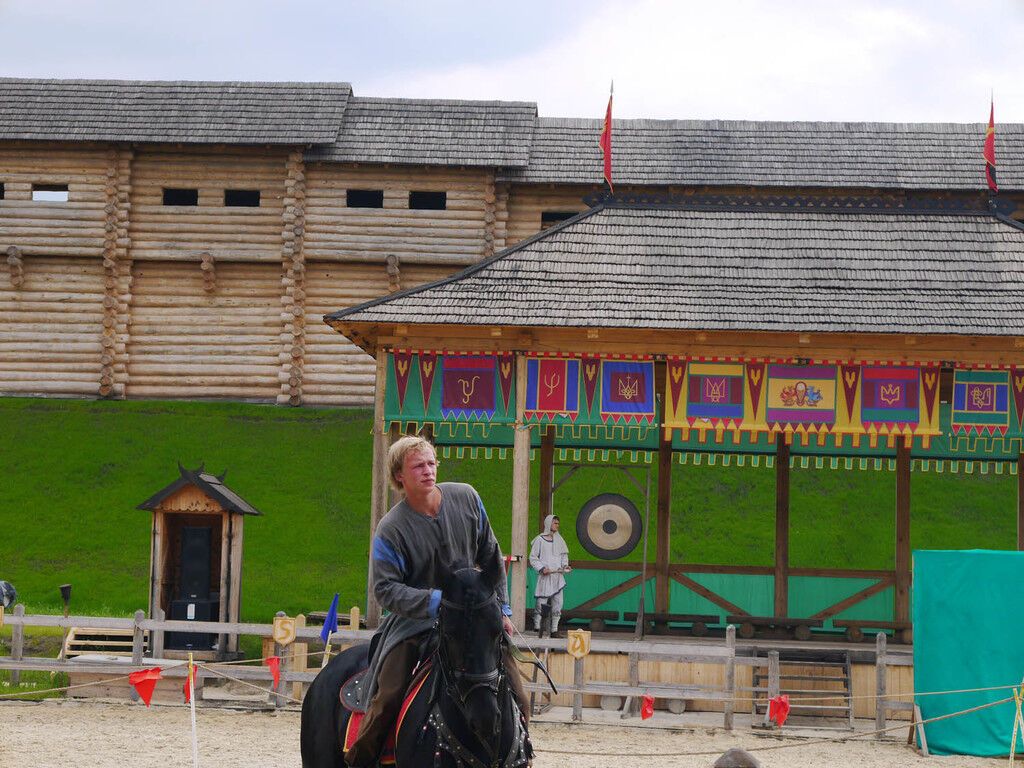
356,482 -> 510,706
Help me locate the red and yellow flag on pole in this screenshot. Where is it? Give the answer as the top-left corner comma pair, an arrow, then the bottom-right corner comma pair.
599,82 -> 613,192
984,97 -> 998,194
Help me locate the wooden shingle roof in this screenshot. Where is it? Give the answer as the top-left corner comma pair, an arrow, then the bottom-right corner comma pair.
499,117 -> 1024,191
137,464 -> 262,515
305,96 -> 537,167
327,201 -> 1024,337
0,78 -> 350,144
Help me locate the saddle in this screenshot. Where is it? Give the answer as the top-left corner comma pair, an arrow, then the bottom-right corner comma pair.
340,661 -> 434,765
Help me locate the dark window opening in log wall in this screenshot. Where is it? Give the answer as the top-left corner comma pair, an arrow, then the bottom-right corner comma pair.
409,190 -> 447,210
541,210 -> 578,229
163,188 -> 199,206
0,183 -> 4,200
347,189 -> 384,208
32,184 -> 69,202
224,189 -> 261,207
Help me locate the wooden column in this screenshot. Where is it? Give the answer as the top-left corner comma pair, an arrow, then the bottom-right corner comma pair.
1018,453 -> 1024,550
366,351 -> 389,628
895,443 -> 912,623
655,361 -> 673,613
278,150 -> 307,406
538,427 -> 555,532
510,354 -> 531,630
774,439 -> 791,617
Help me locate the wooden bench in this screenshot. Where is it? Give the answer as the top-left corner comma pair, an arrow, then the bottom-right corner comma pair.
832,619 -> 912,644
726,615 -> 824,641
623,612 -> 721,636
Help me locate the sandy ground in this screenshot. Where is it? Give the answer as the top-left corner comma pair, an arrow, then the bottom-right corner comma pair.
0,699 -> 1002,768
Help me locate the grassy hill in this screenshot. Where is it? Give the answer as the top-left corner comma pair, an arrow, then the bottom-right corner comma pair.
0,397 -> 1016,620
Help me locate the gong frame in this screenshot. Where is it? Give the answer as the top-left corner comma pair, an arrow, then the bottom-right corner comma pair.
552,462 -> 653,639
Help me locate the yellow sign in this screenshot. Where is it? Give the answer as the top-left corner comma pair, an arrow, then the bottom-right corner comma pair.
272,615 -> 297,646
567,629 -> 591,659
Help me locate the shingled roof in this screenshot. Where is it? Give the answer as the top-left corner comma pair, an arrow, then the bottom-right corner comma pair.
137,464 -> 262,515
499,117 -> 1024,191
305,96 -> 537,167
0,79 -> 350,144
327,200 -> 1024,337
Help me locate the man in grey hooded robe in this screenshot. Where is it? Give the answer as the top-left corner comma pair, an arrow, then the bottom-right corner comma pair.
529,514 -> 571,636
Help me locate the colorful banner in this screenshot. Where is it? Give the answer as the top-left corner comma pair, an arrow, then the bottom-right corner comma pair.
600,360 -> 656,424
685,362 -> 745,426
952,369 -> 1010,436
525,357 -> 580,421
766,364 -> 837,432
860,366 -> 920,430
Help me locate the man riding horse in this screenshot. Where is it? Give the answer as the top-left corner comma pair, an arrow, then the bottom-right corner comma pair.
344,436 -> 529,767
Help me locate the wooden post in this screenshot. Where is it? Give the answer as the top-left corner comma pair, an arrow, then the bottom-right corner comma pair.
152,607 -> 165,659
510,354 -> 531,631
895,444 -> 911,623
10,604 -> 24,685
131,609 -> 145,702
875,630 -> 887,739
366,351 -> 389,628
572,655 -> 584,721
774,440 -> 791,617
272,610 -> 286,708
767,650 -> 780,727
724,624 -> 736,730
655,421 -> 673,614
1017,453 -> 1024,550
292,613 -> 307,701
538,427 -> 555,532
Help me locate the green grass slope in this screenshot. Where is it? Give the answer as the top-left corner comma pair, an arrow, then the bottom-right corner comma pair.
0,397 -> 1016,620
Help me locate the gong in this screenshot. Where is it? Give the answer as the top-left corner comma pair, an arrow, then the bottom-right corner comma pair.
576,493 -> 642,560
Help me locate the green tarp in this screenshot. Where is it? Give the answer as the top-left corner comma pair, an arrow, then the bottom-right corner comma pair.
914,550 -> 1024,756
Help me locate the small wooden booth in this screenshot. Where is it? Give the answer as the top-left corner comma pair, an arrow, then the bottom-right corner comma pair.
137,464 -> 261,659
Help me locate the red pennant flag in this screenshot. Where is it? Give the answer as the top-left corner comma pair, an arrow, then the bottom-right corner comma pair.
768,694 -> 791,726
984,98 -> 998,193
392,351 -> 413,412
265,656 -> 281,690
129,667 -> 163,707
598,83 -> 613,192
640,694 -> 655,719
183,663 -> 192,704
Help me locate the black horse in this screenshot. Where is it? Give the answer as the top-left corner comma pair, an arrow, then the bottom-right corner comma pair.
301,559 -> 531,768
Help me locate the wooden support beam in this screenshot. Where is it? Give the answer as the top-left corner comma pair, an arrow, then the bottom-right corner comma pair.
670,571 -> 747,616
365,351 -> 389,628
895,444 -> 911,623
774,440 -> 790,617
1018,453 -> 1024,550
510,355 -> 531,631
539,427 -> 555,533
655,432 -> 673,614
811,576 -> 895,620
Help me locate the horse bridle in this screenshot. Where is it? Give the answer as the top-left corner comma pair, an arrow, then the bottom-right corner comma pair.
438,593 -> 505,705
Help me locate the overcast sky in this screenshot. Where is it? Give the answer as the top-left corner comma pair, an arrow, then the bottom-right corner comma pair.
3,0 -> 1024,122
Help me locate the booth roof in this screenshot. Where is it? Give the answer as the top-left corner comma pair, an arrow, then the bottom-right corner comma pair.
0,78 -> 350,144
326,201 -> 1024,337
498,117 -> 1024,190
137,464 -> 262,515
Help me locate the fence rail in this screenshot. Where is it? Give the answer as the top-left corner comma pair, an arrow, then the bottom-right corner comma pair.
1,606 -> 912,728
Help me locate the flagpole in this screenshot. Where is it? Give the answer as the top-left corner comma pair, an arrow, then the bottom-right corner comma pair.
188,653 -> 199,768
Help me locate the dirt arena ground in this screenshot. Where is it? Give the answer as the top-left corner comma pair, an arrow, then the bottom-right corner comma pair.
0,700 -> 999,767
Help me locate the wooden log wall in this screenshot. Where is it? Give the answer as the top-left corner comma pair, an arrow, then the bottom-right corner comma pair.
504,184 -> 598,245
303,165 -> 498,265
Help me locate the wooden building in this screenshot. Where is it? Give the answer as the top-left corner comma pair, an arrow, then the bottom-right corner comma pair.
2,79 -> 1024,408
326,194 -> 1024,635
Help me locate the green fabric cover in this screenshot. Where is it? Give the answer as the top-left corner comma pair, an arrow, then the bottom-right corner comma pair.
914,549 -> 1024,756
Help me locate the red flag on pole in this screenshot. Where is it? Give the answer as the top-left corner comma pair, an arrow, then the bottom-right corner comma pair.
265,655 -> 281,689
984,97 -> 998,194
183,661 -> 192,703
768,694 -> 791,726
598,82 -> 614,192
129,667 -> 162,707
640,694 -> 655,719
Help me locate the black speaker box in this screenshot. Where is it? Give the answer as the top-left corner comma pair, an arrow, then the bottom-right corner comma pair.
179,526 -> 212,600
166,598 -> 219,651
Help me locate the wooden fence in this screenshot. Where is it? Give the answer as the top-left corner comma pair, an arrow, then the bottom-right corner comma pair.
1,606 -> 912,731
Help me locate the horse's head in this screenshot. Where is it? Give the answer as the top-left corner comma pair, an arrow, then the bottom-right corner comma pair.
437,549 -> 505,752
